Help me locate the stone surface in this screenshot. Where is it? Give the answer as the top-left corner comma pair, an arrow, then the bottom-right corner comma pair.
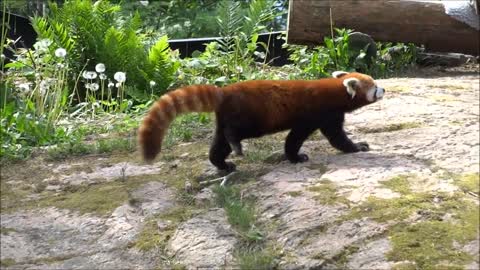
167,208 -> 238,270
1,71 -> 479,269
0,181 -> 176,269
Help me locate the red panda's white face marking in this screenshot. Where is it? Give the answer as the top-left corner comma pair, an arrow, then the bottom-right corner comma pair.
337,72 -> 385,103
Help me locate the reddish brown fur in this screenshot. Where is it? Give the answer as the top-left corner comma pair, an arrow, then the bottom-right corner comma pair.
138,85 -> 222,160
138,72 -> 382,167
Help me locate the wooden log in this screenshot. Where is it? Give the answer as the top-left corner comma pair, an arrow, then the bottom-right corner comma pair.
287,0 -> 480,55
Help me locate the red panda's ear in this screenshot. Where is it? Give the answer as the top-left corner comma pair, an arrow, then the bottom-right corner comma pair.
343,78 -> 359,99
332,71 -> 349,78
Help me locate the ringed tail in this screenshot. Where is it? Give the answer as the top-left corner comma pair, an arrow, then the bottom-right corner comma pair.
138,85 -> 223,162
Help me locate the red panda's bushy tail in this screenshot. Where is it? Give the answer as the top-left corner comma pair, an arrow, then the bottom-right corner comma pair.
138,85 -> 223,161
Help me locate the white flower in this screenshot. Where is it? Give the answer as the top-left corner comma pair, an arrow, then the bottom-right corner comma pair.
54,48 -> 67,58
18,83 -> 31,92
149,80 -> 156,87
82,71 -> 97,80
95,63 -> 106,73
114,72 -> 126,83
382,53 -> 392,61
90,83 -> 99,91
139,1 -> 149,6
39,80 -> 49,95
108,82 -> 114,88
99,73 -> 107,80
34,39 -> 52,52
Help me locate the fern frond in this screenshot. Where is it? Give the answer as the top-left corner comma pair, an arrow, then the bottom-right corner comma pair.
143,35 -> 178,94
216,0 -> 243,53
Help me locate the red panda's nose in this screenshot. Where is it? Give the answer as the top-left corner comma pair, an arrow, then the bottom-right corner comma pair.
375,87 -> 385,99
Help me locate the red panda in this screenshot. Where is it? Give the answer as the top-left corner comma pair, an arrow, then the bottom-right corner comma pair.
138,71 -> 385,172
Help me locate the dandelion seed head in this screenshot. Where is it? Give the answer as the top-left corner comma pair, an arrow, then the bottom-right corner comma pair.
108,82 -> 114,88
149,80 -> 156,87
39,80 -> 49,95
139,1 -> 149,6
382,53 -> 392,61
55,48 -> 67,58
115,82 -> 123,88
0,54 -> 5,61
18,83 -> 31,92
56,63 -> 65,69
99,73 -> 107,80
95,63 -> 106,73
114,72 -> 126,83
90,83 -> 99,91
85,83 -> 92,89
34,39 -> 52,52
83,71 -> 97,80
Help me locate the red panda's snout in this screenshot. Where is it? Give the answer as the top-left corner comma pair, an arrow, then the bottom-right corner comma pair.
342,73 -> 385,103
368,86 -> 385,102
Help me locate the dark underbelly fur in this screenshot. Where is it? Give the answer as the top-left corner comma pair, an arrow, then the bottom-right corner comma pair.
209,110 -> 371,172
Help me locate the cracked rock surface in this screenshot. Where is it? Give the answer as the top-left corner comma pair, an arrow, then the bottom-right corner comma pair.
1,68 -> 479,269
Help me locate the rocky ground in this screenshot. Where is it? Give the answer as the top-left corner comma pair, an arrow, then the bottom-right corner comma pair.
1,66 -> 479,270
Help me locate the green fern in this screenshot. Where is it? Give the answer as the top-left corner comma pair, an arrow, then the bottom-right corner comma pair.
31,16 -> 76,54
143,35 -> 179,95
216,0 -> 243,53
28,0 -> 177,102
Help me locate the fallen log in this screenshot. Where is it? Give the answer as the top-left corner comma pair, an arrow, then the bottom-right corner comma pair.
287,0 -> 480,55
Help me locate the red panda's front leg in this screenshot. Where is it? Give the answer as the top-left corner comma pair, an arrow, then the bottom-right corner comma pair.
319,113 -> 370,153
284,125 -> 317,163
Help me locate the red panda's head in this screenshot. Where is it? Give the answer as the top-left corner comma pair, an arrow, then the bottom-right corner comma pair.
332,71 -> 385,104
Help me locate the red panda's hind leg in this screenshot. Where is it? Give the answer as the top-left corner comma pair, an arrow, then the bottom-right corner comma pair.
285,126 -> 317,163
209,126 -> 236,172
225,128 -> 243,156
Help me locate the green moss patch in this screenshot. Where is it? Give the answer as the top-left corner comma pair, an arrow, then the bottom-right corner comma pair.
37,182 -> 130,215
34,176 -> 151,216
307,179 -> 349,205
0,227 -> 18,235
0,181 -> 34,212
455,173 -> 479,195
0,258 -> 16,267
134,206 -> 196,252
379,175 -> 412,195
358,122 -> 422,134
342,175 -> 479,269
388,221 -> 475,270
286,191 -> 303,197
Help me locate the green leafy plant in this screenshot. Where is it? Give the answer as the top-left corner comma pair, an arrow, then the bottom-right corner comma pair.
285,28 -> 418,79
175,0 -> 278,86
30,0 -> 179,101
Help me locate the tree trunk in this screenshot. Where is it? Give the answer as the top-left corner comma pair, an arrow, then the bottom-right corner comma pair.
287,0 -> 479,55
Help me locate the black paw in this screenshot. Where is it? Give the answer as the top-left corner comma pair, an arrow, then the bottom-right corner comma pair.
287,153 -> 309,163
355,142 -> 370,152
219,162 -> 236,173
